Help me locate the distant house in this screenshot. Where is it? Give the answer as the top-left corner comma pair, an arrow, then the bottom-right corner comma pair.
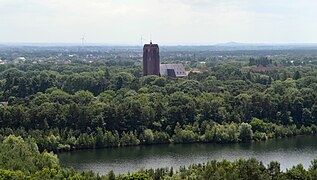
13,57 -> 26,63
0,102 -> 8,106
56,60 -> 71,65
160,64 -> 187,78
185,67 -> 208,76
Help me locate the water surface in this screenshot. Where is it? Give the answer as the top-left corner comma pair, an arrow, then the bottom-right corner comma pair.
59,136 -> 317,175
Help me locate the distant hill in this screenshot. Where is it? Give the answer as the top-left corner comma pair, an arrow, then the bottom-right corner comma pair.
206,42 -> 317,51
1,42 -> 317,51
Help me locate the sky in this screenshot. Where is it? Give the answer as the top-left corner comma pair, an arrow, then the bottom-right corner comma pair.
1,0 -> 317,45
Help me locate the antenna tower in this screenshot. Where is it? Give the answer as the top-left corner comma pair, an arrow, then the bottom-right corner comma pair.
141,36 -> 144,47
81,35 -> 86,46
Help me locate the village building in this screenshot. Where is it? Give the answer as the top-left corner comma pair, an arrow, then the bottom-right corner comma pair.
143,41 -> 160,76
160,64 -> 187,78
143,42 -> 187,78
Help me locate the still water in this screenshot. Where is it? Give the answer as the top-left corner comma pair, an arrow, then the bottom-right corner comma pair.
59,136 -> 317,175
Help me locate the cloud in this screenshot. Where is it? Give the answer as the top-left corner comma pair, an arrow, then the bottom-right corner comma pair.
0,0 -> 317,44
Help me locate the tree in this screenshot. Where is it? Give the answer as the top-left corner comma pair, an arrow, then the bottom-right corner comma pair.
73,90 -> 94,105
250,118 -> 266,132
239,123 -> 253,142
143,129 -> 154,144
268,161 -> 281,178
293,71 -> 301,80
285,164 -> 309,180
0,135 -> 59,174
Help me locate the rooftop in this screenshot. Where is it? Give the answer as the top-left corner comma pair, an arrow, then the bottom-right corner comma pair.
160,64 -> 187,78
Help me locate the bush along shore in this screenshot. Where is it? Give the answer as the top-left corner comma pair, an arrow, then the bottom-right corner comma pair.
1,118 -> 316,152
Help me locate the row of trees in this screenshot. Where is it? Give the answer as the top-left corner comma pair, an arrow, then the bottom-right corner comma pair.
2,83 -> 317,132
1,61 -> 316,98
1,119 -> 315,152
249,57 -> 273,66
135,158 -> 317,180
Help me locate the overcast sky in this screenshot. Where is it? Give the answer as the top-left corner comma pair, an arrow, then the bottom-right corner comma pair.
1,0 -> 317,45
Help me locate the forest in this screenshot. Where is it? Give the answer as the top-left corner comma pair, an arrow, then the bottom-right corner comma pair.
1,47 -> 317,178
0,54 -> 317,151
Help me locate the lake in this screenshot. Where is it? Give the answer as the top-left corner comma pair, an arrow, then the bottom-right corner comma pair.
59,135 -> 317,175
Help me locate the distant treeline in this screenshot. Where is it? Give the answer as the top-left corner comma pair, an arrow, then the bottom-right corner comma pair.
1,121 -> 316,152
249,57 -> 273,66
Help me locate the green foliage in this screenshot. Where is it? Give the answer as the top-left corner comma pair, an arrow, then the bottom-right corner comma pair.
171,123 -> 199,143
2,46 -> 317,179
107,170 -> 116,180
133,158 -> 317,180
0,121 -> 314,152
293,71 -> 301,80
285,164 -> 310,180
253,131 -> 267,141
0,58 -> 317,178
142,129 -> 154,144
0,61 -> 317,147
239,123 -> 253,142
0,135 -> 59,174
118,172 -> 148,180
249,57 -> 273,66
250,118 -> 267,132
0,135 -> 108,179
3,135 -> 317,179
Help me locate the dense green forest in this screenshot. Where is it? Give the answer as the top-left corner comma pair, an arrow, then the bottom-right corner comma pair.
1,47 -> 317,178
2,135 -> 317,180
0,55 -> 317,151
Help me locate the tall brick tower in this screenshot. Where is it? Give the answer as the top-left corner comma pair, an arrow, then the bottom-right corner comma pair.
143,41 -> 160,76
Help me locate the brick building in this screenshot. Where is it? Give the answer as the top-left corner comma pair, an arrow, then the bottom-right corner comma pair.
143,41 -> 187,78
143,41 -> 160,76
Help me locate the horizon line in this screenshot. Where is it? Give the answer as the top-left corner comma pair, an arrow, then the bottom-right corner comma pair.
2,42 -> 317,47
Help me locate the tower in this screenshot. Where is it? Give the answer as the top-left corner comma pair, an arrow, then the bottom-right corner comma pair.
143,41 -> 160,76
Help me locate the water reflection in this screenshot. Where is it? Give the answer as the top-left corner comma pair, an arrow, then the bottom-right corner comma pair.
59,136 -> 317,175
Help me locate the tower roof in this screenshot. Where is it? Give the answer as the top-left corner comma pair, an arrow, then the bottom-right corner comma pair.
144,42 -> 159,48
